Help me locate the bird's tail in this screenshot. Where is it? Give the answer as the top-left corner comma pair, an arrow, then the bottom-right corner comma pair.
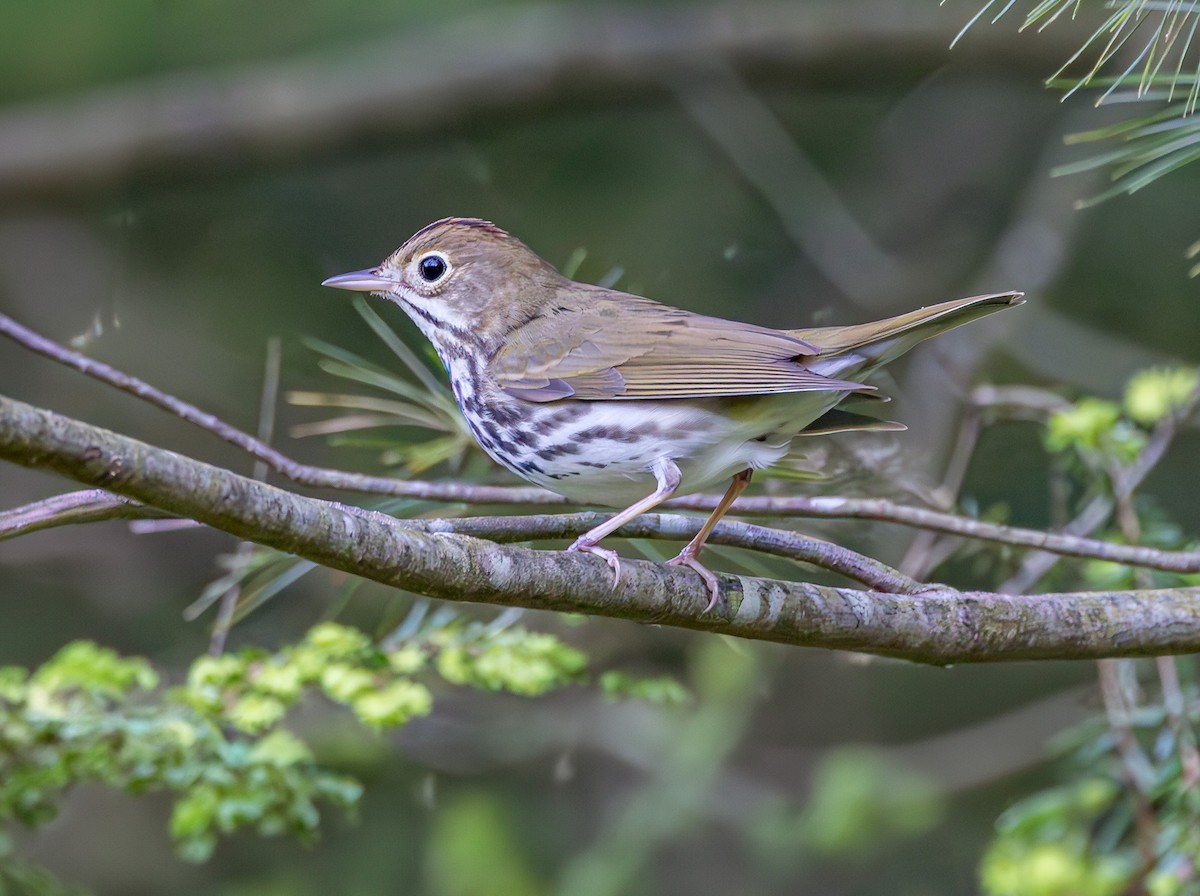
791,292 -> 1024,369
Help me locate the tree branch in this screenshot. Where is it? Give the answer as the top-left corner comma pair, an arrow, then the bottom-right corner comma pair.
0,489 -> 162,539
5,311 -> 1200,576
0,490 -> 919,593
3,393 -> 1200,663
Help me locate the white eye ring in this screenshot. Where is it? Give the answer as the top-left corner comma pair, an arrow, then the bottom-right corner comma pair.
417,253 -> 450,283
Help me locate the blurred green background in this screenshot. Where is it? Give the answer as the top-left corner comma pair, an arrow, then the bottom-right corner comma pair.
2,1 -> 1198,893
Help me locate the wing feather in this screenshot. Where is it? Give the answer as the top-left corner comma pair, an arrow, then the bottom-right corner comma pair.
490,288 -> 868,403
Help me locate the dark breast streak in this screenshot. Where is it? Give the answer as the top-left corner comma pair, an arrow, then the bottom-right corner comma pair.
446,351 -> 606,481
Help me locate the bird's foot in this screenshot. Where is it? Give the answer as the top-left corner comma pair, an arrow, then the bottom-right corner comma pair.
568,536 -> 622,590
666,551 -> 721,612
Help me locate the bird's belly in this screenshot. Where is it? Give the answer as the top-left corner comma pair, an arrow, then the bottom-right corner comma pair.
486,394 -> 840,507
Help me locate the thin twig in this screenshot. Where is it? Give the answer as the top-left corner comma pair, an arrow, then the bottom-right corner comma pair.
970,384 -> 1076,418
417,512 -> 922,593
0,489 -> 916,593
1156,654 -> 1200,789
1103,439 -> 1161,868
899,402 -> 983,579
703,493 -> 1200,573
1000,391 -> 1191,592
1107,416 -> 1200,803
1097,658 -> 1159,866
1007,396 -> 1188,592
0,488 -> 162,539
898,385 -> 1073,579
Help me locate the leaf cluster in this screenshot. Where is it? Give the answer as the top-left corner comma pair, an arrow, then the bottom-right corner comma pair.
1044,366 -> 1197,462
0,618 -> 596,869
981,693 -> 1200,896
977,364 -> 1200,893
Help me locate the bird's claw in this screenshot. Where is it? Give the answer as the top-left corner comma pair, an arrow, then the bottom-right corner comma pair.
568,537 -> 622,590
567,537 -> 723,610
666,552 -> 721,612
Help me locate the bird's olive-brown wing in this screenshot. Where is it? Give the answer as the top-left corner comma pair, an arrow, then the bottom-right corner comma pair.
488,289 -> 870,402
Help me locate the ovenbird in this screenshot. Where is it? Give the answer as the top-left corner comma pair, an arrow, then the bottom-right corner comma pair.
324,217 -> 1022,605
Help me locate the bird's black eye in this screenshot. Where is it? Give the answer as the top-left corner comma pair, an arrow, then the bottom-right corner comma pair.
419,254 -> 447,282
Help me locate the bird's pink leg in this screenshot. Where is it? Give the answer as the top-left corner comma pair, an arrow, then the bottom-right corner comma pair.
568,458 -> 682,587
667,468 -> 752,610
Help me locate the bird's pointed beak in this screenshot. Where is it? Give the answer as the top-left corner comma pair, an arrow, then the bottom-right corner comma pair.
321,269 -> 396,292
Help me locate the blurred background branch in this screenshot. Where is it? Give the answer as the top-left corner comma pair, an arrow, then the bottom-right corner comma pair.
0,2 -> 1075,198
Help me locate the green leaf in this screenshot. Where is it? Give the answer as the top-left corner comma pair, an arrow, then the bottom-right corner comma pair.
1124,366 -> 1199,425
1044,398 -> 1122,454
318,664 -> 378,704
31,642 -> 158,700
247,730 -> 313,767
350,680 -> 433,729
598,671 -> 691,705
227,694 -> 288,734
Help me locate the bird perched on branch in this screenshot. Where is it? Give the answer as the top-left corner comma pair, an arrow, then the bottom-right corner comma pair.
325,217 -> 1023,607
